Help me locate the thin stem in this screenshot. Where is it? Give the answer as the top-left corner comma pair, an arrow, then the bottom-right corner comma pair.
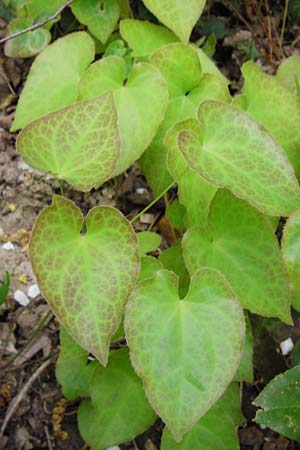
280,0 -> 289,52
0,0 -> 75,44
130,180 -> 175,224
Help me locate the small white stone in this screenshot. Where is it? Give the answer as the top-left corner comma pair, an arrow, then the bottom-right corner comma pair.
14,290 -> 30,306
280,337 -> 294,355
27,284 -> 40,299
136,187 -> 146,194
106,447 -> 121,450
2,241 -> 14,251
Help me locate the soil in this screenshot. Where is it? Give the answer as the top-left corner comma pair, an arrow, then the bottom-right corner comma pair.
1,1 -> 300,449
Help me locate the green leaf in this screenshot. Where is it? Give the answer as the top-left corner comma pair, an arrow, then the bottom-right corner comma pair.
282,209 -> 300,311
56,326 -> 91,400
142,0 -> 206,42
183,190 -> 292,323
195,47 -> 229,84
78,348 -> 156,450
238,61 -> 300,176
78,56 -> 168,175
161,383 -> 242,450
254,365 -> 300,440
4,17 -> 51,58
17,92 -> 120,191
71,0 -> 120,44
29,195 -> 139,366
166,119 -> 217,228
138,256 -> 163,282
234,313 -> 253,382
277,55 -> 300,97
159,240 -> 190,298
166,199 -> 186,231
120,19 -> 178,59
125,269 -> 245,441
18,0 -> 67,23
177,102 -> 300,216
0,271 -> 10,305
12,32 -> 95,131
137,231 -> 161,256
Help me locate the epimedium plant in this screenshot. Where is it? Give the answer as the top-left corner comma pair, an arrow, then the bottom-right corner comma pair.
5,0 -> 300,448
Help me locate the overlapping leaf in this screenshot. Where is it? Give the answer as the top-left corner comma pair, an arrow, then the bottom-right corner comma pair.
161,383 -> 242,450
277,55 -> 300,96
237,61 -> 300,176
142,0 -> 206,42
282,209 -> 300,311
12,32 -> 95,131
137,231 -> 161,256
29,195 -> 139,366
78,55 -> 168,175
17,92 -> 120,191
254,365 -> 300,440
71,0 -> 120,44
234,313 -> 253,382
125,269 -> 244,441
177,102 -> 300,216
183,190 -> 292,323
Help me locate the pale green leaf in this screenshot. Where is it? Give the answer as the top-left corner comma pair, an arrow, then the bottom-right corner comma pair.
120,19 -> 178,58
18,0 -> 66,22
142,0 -> 206,42
78,348 -> 156,450
166,119 -> 218,227
177,102 -> 300,216
234,313 -> 253,382
4,17 -> 51,58
196,47 -> 229,84
183,190 -> 292,323
161,383 -> 242,450
282,209 -> 300,311
277,55 -> 300,97
138,256 -> 163,282
17,92 -> 120,191
29,195 -> 139,366
254,365 -> 300,440
71,0 -> 120,44
137,231 -> 161,256
125,269 -> 245,441
79,56 -> 168,175
166,199 -> 186,231
12,32 -> 95,131
159,240 -> 190,298
239,61 -> 300,176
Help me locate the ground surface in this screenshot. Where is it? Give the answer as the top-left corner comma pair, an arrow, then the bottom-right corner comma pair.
1,1 -> 300,449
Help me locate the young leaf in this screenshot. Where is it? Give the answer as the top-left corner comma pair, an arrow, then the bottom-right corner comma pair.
12,32 -> 95,131
239,61 -> 300,176
277,55 -> 300,96
142,0 -> 206,42
137,231 -> 161,256
234,313 -> 253,383
254,365 -> 300,440
71,0 -> 120,44
183,190 -> 292,323
4,17 -> 51,58
161,383 -> 242,450
282,209 -> 300,311
177,102 -> 300,216
138,256 -> 163,282
17,92 -> 120,191
0,272 -> 10,305
159,240 -> 190,298
125,269 -> 245,441
166,199 -> 186,231
29,195 -> 139,366
120,19 -> 178,59
78,349 -> 156,450
78,56 -> 168,175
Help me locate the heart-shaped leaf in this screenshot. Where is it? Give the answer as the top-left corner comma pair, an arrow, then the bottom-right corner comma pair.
78,56 -> 168,175
30,195 -> 139,366
159,240 -> 190,298
71,0 -> 120,44
4,17 -> 51,58
282,209 -> 300,311
12,32 -> 95,131
277,55 -> 300,96
254,365 -> 300,440
17,92 -> 120,191
183,190 -> 292,323
142,0 -> 206,42
177,102 -> 300,216
237,61 -> 300,176
161,383 -> 242,450
125,269 -> 245,441
138,256 -> 163,282
137,231 -> 161,256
